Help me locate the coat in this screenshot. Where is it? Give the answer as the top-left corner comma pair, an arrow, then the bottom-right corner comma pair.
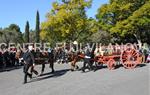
23,50 -> 35,64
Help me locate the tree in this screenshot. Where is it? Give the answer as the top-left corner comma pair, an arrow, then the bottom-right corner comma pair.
0,24 -> 24,44
24,21 -> 30,43
35,11 -> 40,43
110,1 -> 150,44
0,29 -> 14,44
77,17 -> 99,43
8,24 -> 24,43
89,30 -> 112,44
29,29 -> 36,43
96,0 -> 150,44
41,0 -> 96,43
0,28 -> 3,36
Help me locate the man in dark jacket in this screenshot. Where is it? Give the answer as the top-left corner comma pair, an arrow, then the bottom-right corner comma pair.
82,46 -> 93,72
22,45 -> 36,84
48,48 -> 55,73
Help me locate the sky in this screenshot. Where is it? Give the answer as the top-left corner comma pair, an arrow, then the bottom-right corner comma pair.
0,0 -> 108,32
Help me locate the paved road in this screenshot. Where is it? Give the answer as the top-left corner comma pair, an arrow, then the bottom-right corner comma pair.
0,62 -> 149,95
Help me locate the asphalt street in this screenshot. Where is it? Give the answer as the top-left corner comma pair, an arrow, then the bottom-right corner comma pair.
0,62 -> 149,95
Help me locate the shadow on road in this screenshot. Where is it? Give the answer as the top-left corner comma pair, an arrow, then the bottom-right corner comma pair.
136,64 -> 146,68
93,63 -> 147,72
92,65 -> 110,72
0,66 -> 22,72
28,69 -> 70,83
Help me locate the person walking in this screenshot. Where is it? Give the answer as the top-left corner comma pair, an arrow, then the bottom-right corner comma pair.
82,46 -> 93,72
22,45 -> 38,84
48,48 -> 55,73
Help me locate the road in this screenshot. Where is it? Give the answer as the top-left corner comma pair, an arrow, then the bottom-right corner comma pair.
0,62 -> 149,95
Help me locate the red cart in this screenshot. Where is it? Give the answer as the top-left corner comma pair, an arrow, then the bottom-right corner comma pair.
94,43 -> 145,70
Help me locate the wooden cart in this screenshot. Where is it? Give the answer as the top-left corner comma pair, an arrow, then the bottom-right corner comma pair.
94,43 -> 145,70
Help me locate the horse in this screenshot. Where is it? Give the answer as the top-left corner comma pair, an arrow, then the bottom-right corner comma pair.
16,49 -> 55,75
33,49 -> 55,75
68,46 -> 97,71
67,51 -> 85,71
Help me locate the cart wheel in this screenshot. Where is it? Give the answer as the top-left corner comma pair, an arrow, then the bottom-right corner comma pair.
121,48 -> 139,69
107,59 -> 116,70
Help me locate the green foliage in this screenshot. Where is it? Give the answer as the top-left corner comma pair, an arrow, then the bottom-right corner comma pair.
89,30 -> 112,44
41,0 -> 98,44
35,11 -> 40,43
96,0 -> 150,44
0,24 -> 24,44
29,29 -> 36,43
1,0 -> 149,45
24,21 -> 30,43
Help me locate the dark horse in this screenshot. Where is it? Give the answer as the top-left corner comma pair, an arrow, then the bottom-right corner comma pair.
16,49 -> 55,75
33,49 -> 55,75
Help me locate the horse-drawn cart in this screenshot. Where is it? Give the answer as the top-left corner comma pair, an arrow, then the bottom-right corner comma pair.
93,43 -> 145,70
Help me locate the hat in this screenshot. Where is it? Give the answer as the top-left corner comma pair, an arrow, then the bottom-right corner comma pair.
28,46 -> 33,51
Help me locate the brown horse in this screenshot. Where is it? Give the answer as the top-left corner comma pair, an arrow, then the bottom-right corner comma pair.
67,51 -> 85,71
68,49 -> 100,71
